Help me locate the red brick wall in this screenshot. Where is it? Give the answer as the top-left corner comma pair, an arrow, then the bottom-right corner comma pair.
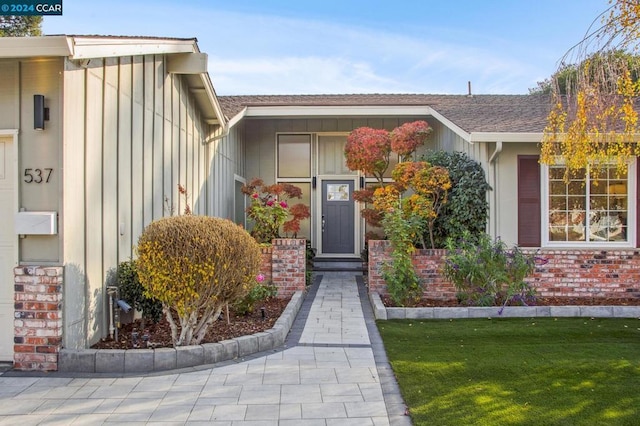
13,266 -> 63,371
368,241 -> 456,299
525,249 -> 640,298
368,240 -> 640,300
259,246 -> 273,283
260,239 -> 306,297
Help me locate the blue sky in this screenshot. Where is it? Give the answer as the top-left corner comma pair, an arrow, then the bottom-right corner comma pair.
42,0 -> 609,95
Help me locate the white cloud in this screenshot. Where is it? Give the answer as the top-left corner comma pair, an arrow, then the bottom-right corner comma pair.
43,0 -> 551,95
209,56 -> 406,95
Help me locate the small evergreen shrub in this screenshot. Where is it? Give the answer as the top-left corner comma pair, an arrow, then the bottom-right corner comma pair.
117,259 -> 163,326
233,280 -> 278,316
443,232 -> 537,309
136,215 -> 261,346
422,151 -> 490,248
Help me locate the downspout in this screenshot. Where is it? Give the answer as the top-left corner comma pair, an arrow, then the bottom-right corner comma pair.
204,123 -> 229,144
489,141 -> 503,239
489,140 -> 503,164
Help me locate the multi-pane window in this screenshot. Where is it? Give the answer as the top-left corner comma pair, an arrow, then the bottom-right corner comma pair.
548,164 -> 629,243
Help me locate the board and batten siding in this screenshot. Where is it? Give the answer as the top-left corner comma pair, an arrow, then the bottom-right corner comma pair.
209,125 -> 245,221
242,117 -> 429,184
62,55 -> 217,348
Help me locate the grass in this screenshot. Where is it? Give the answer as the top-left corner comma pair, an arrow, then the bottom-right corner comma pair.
377,317 -> 640,425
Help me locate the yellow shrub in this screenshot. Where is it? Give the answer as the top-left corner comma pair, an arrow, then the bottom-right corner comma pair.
136,215 -> 261,346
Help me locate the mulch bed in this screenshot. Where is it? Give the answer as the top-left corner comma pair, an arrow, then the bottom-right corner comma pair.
91,297 -> 290,350
93,292 -> 640,350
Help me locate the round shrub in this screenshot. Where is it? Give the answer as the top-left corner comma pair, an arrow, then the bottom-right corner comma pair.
136,215 -> 261,346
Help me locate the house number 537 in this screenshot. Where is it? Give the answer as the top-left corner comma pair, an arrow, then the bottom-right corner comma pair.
24,168 -> 53,183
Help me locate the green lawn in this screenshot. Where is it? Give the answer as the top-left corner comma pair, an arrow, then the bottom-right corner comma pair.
378,317 -> 640,425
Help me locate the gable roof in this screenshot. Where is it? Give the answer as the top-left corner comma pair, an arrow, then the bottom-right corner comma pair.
218,93 -> 552,136
0,35 -> 226,127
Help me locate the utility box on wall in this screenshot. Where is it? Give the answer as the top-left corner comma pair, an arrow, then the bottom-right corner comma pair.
15,211 -> 57,235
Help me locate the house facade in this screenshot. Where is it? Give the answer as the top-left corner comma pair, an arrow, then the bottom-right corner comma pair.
218,94 -> 639,252
0,35 -> 236,369
1,35 -> 637,371
216,94 -> 546,252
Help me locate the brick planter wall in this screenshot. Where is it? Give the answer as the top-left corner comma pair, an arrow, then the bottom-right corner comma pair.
259,246 -> 273,283
259,238 -> 306,297
13,266 -> 63,371
368,240 -> 640,300
368,241 -> 456,299
525,250 -> 640,298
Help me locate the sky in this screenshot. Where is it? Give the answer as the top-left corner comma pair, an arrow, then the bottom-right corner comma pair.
41,0 -> 610,96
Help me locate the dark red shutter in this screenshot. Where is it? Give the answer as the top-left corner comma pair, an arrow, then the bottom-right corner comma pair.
518,155 -> 541,247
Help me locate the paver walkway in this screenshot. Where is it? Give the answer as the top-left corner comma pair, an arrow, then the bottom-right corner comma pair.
0,272 -> 411,425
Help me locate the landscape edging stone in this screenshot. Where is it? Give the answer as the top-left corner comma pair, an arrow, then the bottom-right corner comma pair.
58,290 -> 305,373
369,292 -> 640,320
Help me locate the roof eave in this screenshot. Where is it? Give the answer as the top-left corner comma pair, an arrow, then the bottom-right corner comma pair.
0,35 -> 72,57
0,35 -> 226,129
243,105 -> 433,117
469,132 -> 543,143
69,36 -> 197,59
0,35 -> 199,59
198,72 -> 228,128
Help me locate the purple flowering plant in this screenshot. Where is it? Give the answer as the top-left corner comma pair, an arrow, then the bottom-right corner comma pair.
443,231 -> 537,310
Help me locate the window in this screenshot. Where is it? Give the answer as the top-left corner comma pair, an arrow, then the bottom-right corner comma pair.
234,178 -> 246,228
277,134 -> 311,178
545,162 -> 634,245
276,134 -> 312,239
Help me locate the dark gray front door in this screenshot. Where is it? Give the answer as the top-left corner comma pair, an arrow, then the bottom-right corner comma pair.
321,180 -> 355,254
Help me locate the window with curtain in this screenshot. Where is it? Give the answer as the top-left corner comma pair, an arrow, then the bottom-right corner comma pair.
547,163 -> 631,244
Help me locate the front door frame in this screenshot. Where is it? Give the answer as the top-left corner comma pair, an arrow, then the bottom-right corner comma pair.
0,129 -> 19,362
316,175 -> 361,257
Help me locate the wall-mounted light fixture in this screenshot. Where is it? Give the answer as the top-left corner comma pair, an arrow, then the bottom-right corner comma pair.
34,94 -> 49,130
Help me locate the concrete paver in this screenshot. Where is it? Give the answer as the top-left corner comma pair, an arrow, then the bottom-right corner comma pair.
0,272 -> 411,425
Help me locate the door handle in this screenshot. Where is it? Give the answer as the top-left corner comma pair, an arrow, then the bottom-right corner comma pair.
322,215 -> 325,233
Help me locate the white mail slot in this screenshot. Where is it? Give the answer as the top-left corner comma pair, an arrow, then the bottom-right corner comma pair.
15,211 -> 57,235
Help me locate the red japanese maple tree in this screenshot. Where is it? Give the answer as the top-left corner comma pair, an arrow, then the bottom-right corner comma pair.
344,120 -> 433,231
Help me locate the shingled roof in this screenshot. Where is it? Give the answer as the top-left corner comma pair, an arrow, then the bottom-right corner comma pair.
217,93 -> 553,134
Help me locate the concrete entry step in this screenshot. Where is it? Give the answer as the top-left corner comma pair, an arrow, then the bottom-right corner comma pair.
312,257 -> 365,273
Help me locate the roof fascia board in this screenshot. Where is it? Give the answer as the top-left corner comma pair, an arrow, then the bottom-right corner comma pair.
0,35 -> 72,57
244,105 -> 433,117
227,107 -> 248,130
0,36 -> 197,59
167,52 -> 208,74
69,36 -> 196,59
199,72 -> 228,128
469,132 -> 543,143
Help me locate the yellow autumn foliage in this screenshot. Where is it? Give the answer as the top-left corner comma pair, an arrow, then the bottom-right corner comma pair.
541,0 -> 640,178
136,215 -> 261,346
541,68 -> 640,180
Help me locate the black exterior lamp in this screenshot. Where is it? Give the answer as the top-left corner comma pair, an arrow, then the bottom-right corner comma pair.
34,94 -> 49,130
